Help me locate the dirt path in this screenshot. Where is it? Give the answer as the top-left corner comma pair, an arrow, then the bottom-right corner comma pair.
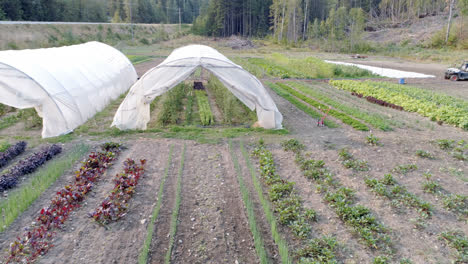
170,142 -> 258,263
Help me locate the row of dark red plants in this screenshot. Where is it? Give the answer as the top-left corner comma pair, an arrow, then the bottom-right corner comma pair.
0,144 -> 62,192
0,141 -> 27,169
351,92 -> 404,111
7,143 -> 122,263
89,158 -> 146,225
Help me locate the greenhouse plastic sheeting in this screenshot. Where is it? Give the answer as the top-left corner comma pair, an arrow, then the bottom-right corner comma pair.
0,41 -> 137,138
112,44 -> 283,130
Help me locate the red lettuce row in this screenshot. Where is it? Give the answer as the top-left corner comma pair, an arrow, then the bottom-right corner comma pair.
0,144 -> 61,192
0,141 -> 27,169
6,143 -> 121,263
351,92 -> 404,111
90,158 -> 146,224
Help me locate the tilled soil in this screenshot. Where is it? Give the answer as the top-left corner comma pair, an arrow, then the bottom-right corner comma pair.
170,142 -> 258,263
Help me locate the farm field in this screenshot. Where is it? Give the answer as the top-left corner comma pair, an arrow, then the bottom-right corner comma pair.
0,36 -> 467,264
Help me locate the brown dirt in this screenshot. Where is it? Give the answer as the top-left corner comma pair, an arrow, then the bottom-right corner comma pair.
170,142 -> 258,263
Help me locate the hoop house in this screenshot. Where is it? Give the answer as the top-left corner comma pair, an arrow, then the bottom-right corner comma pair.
0,41 -> 137,138
112,45 -> 283,130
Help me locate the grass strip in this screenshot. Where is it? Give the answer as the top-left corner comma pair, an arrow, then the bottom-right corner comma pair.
266,82 -> 338,128
229,140 -> 269,264
0,144 -> 89,232
164,144 -> 186,264
0,141 -> 11,153
288,81 -> 392,131
240,141 -> 292,264
138,145 -> 174,264
277,83 -> 369,131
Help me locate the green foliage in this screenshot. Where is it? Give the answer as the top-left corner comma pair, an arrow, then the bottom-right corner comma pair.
228,141 -> 269,264
330,80 -> 468,130
165,145 -> 186,264
184,90 -> 195,125
415,150 -> 435,159
268,82 -> 339,128
276,83 -> 369,131
392,164 -> 418,174
286,140 -> 392,252
158,84 -> 188,126
373,256 -> 389,264
338,148 -> 369,171
288,82 -> 392,131
281,139 -> 305,153
240,142 -> 292,264
0,141 -> 11,152
365,175 -> 433,218
18,108 -> 42,129
297,236 -> 338,264
366,133 -> 381,146
195,90 -> 214,126
208,75 -> 256,124
439,231 -> 468,263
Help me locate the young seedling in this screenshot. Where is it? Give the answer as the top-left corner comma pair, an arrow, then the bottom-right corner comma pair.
366,132 -> 381,146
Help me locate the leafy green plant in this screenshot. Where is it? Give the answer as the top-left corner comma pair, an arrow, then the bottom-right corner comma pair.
365,175 -> 433,218
158,83 -> 188,126
281,138 -> 305,153
439,231 -> 468,263
330,80 -> 468,130
296,236 -> 339,264
392,164 -> 418,174
373,256 -> 389,264
195,90 -> 215,126
367,133 -> 381,146
416,150 -> 435,159
338,148 -> 369,171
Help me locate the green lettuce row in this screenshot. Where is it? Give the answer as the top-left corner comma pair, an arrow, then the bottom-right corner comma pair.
330,80 -> 468,130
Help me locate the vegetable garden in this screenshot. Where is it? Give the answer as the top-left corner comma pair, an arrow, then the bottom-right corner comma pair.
0,42 -> 466,264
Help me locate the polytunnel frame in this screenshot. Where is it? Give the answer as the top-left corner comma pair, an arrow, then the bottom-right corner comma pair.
0,61 -> 71,130
112,44 -> 283,130
0,41 -> 138,138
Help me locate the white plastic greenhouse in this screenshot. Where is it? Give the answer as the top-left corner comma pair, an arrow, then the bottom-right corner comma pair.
0,41 -> 137,138
112,44 -> 283,130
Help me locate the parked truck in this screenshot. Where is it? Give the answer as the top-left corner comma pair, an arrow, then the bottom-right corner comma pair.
445,61 -> 468,81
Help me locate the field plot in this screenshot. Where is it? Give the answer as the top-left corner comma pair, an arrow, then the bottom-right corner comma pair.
0,36 -> 467,264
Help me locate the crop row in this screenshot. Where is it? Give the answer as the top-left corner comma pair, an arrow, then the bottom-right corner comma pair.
330,80 -> 468,130
252,140 -> 338,263
351,92 -> 404,111
421,173 -> 467,219
288,82 -> 393,131
209,76 -> 256,124
195,90 -> 214,126
0,141 -> 27,169
157,83 -> 189,126
7,142 -> 122,263
267,82 -> 339,128
229,141 -> 269,264
276,82 -> 369,131
90,158 -> 146,225
365,174 -> 433,219
282,139 -> 392,253
0,144 -> 61,192
435,139 -> 468,161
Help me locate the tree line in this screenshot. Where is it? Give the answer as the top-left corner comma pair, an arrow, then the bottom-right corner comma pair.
0,0 -> 206,24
